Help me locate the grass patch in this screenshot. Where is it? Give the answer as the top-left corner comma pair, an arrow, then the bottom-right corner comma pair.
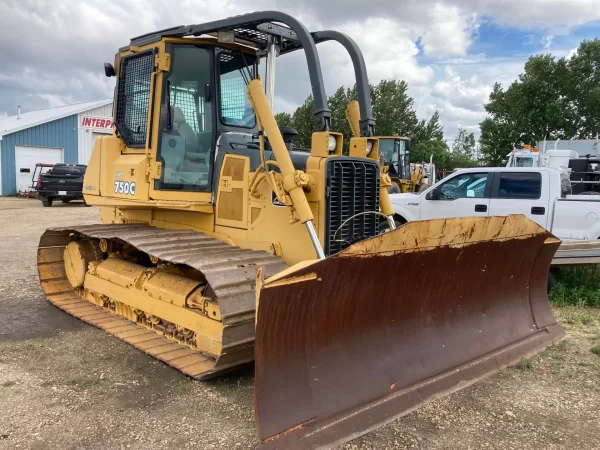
580,312 -> 596,326
592,343 -> 600,356
519,358 -> 533,370
1,380 -> 16,388
541,339 -> 569,360
549,267 -> 600,308
177,380 -> 192,393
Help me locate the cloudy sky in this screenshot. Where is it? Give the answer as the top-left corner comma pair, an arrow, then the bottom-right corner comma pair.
1,0 -> 599,141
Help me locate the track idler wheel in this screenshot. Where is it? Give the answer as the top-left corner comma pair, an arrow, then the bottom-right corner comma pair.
63,240 -> 103,288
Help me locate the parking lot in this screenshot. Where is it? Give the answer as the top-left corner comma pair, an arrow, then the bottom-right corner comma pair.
1,197 -> 599,450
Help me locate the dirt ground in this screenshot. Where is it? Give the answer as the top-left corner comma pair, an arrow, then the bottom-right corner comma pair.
0,197 -> 599,450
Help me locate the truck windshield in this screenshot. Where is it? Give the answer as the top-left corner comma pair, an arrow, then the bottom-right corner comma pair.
49,165 -> 86,176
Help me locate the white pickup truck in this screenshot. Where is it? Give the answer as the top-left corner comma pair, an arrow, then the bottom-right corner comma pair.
388,167 -> 600,240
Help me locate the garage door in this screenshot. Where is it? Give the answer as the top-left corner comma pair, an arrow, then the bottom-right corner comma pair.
15,146 -> 63,192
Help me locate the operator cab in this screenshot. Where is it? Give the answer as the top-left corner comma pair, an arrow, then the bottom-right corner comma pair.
107,21 -> 327,195
156,44 -> 259,191
378,137 -> 410,179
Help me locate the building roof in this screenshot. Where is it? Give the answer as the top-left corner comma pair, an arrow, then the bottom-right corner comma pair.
0,98 -> 112,139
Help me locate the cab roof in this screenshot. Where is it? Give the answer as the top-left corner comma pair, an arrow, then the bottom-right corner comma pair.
123,15 -> 300,55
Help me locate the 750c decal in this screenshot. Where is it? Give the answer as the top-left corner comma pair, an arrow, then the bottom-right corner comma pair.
114,181 -> 136,196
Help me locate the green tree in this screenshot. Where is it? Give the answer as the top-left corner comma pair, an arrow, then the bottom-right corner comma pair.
480,38 -> 600,156
371,80 -> 418,136
452,128 -> 476,159
290,95 -> 315,149
274,112 -> 293,128
412,140 -> 452,168
273,79 -> 456,166
479,118 -> 514,166
567,39 -> 600,137
412,111 -> 444,144
327,86 -> 354,152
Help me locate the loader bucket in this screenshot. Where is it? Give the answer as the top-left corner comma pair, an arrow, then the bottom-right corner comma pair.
254,214 -> 564,449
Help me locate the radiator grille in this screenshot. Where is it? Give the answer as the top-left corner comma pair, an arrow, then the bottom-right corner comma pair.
325,158 -> 380,256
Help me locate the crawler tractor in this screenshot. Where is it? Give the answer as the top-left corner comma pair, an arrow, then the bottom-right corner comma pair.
37,11 -> 565,449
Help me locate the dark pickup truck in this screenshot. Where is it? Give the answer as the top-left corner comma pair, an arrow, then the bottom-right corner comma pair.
37,163 -> 88,207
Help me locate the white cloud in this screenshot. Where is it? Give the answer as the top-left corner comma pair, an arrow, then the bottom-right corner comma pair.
421,4 -> 480,58
470,0 -> 600,29
542,34 -> 555,49
270,16 -> 434,117
334,18 -> 433,87
0,0 -> 598,144
432,67 -> 491,112
567,47 -> 579,59
36,94 -> 75,108
410,56 -> 530,142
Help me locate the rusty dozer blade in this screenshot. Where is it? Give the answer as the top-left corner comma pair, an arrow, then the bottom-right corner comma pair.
254,214 -> 565,449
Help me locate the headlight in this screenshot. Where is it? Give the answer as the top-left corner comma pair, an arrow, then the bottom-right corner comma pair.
328,135 -> 337,152
366,141 -> 374,156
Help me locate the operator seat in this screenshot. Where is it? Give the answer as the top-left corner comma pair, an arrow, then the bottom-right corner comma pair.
170,106 -> 208,176
172,107 -> 198,152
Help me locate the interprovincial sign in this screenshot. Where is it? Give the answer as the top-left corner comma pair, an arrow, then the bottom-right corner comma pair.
80,116 -> 113,130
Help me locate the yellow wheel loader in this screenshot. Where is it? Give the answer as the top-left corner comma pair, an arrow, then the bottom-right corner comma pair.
36,11 -> 565,449
364,133 -> 430,194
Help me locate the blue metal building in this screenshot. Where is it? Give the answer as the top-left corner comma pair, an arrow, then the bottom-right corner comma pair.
0,99 -> 112,195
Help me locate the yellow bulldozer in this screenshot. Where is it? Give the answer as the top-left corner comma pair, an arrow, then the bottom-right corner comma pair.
36,11 -> 565,449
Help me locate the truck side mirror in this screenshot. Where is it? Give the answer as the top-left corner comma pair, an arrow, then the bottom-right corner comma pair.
426,189 -> 439,200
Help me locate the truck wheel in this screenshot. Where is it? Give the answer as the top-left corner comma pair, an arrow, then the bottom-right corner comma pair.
42,198 -> 53,207
387,184 -> 401,194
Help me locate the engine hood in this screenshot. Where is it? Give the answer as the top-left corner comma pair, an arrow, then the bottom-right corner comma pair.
389,192 -> 422,204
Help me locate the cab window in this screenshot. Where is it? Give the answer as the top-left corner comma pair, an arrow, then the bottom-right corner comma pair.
516,157 -> 534,167
379,139 -> 410,180
158,45 -> 213,191
218,51 -> 256,128
496,172 -> 541,199
438,173 -> 489,200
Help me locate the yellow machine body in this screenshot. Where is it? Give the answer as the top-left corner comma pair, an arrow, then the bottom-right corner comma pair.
38,34 -> 392,379
83,38 -> 335,266
35,14 -> 564,449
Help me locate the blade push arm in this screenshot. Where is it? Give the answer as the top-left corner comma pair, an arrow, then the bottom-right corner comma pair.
247,78 -> 326,259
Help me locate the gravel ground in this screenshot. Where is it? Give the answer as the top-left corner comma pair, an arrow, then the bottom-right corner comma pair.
0,197 -> 599,450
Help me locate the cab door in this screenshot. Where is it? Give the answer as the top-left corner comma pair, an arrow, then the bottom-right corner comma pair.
420,171 -> 492,220
488,170 -> 549,228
